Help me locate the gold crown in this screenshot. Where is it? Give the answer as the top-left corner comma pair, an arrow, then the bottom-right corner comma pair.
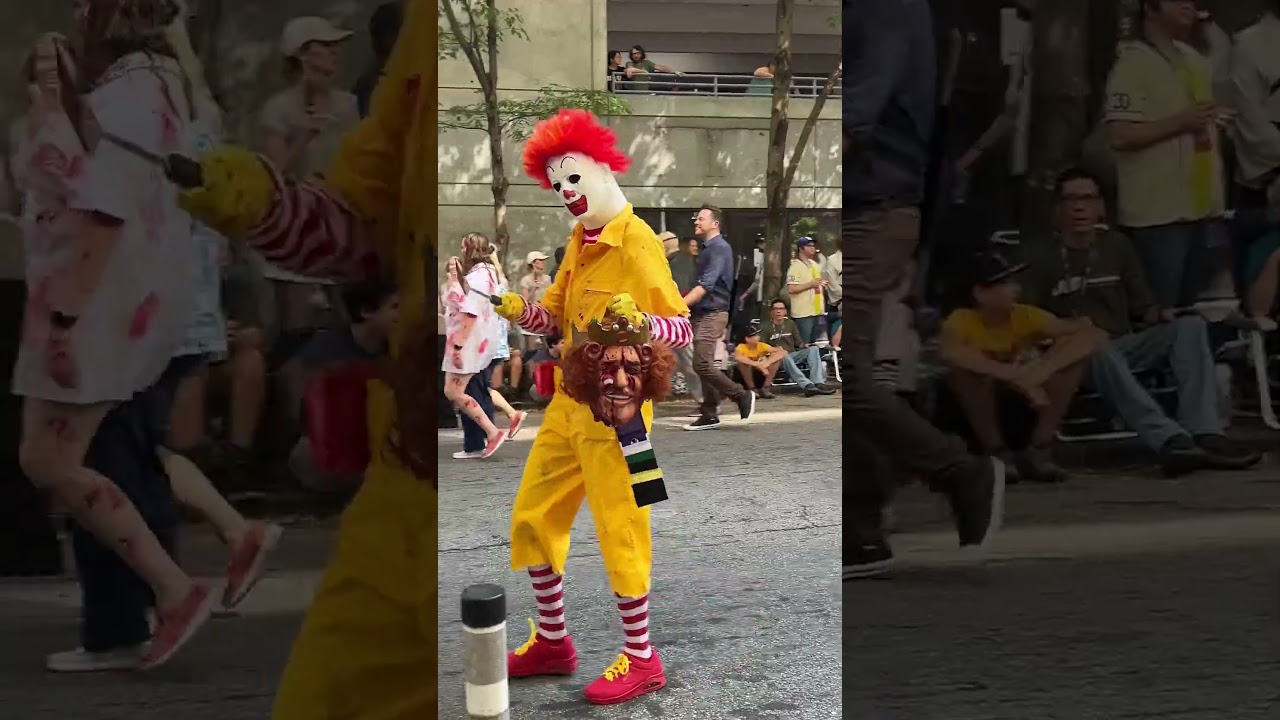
586,312 -> 650,346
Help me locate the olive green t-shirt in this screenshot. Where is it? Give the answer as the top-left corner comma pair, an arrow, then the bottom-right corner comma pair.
1019,231 -> 1157,338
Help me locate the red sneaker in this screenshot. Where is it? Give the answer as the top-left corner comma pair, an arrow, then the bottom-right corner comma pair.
481,431 -> 507,458
140,582 -> 217,669
222,522 -> 284,609
508,618 -> 577,678
507,411 -> 528,440
582,649 -> 667,705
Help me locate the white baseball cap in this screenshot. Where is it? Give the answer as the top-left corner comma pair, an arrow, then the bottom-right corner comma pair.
525,251 -> 550,265
281,17 -> 354,58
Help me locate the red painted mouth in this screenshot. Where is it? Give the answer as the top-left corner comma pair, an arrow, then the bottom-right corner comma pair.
566,196 -> 589,216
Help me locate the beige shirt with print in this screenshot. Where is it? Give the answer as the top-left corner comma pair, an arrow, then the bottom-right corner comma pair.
786,258 -> 824,319
1105,40 -> 1225,228
258,85 -> 360,283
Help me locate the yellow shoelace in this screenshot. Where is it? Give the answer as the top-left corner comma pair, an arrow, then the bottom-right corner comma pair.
602,653 -> 632,681
513,618 -> 539,656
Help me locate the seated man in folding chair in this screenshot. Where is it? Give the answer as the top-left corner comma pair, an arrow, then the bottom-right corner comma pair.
939,251 -> 1104,484
757,299 -> 836,393
1020,167 -> 1261,477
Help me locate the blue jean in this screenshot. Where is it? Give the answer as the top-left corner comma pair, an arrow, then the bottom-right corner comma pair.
1089,316 -> 1221,453
74,382 -> 176,652
1128,218 -> 1231,308
781,346 -> 826,386
792,316 -> 823,345
459,371 -> 496,453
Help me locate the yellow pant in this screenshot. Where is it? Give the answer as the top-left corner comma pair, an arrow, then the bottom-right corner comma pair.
510,392 -> 653,597
271,458 -> 437,719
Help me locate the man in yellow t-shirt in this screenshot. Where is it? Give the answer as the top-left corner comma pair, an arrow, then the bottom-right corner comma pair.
785,236 -> 827,343
939,252 -> 1104,483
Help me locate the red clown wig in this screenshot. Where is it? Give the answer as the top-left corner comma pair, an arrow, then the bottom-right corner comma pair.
521,109 -> 632,189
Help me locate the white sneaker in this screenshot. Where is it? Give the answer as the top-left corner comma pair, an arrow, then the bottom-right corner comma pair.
46,645 -> 146,673
453,450 -> 484,459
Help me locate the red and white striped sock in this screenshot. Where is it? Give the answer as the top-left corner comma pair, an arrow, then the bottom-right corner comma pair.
617,593 -> 652,659
529,565 -> 566,642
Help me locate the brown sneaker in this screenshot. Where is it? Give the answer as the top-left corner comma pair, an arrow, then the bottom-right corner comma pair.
139,583 -> 217,669
222,522 -> 284,609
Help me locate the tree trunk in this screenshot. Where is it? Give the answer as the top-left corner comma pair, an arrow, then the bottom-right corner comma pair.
783,60 -> 842,192
1023,0 -> 1092,234
484,0 -> 511,257
763,0 -> 795,305
489,106 -> 511,257
441,0 -> 511,253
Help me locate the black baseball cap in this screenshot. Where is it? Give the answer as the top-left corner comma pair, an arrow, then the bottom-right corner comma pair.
969,250 -> 1027,289
745,322 -> 762,337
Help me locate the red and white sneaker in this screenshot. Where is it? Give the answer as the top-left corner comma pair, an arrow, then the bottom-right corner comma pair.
481,431 -> 507,458
508,618 -> 577,677
222,522 -> 283,609
507,411 -> 528,440
139,582 -> 217,669
582,650 -> 667,705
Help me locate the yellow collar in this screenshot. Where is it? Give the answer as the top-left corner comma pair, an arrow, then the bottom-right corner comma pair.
572,204 -> 635,248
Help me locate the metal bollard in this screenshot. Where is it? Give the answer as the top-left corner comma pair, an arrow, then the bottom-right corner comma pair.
461,583 -> 510,719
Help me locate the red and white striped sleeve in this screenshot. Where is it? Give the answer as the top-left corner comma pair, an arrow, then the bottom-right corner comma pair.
517,302 -> 560,335
645,314 -> 692,348
247,161 -> 382,281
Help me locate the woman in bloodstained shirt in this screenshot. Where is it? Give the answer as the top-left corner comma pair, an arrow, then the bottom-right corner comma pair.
441,232 -> 507,458
14,0 -> 215,668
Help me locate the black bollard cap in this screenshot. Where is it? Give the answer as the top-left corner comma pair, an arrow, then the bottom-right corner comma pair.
461,583 -> 506,629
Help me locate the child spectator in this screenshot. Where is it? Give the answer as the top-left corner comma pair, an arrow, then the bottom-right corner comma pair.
938,251 -> 1104,483
484,254 -> 527,437
733,324 -> 787,399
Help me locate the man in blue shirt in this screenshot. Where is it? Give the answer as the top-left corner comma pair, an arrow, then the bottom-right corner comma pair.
682,204 -> 755,430
844,0 -> 1005,580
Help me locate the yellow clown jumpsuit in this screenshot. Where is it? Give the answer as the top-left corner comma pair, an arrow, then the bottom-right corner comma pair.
179,1 -> 436,717
510,205 -> 688,598
270,4 -> 435,717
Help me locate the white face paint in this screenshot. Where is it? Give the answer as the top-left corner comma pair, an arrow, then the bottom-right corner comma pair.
545,151 -> 628,231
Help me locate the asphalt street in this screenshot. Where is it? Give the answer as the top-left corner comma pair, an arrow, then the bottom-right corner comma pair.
437,395 -> 844,720
0,522 -> 334,719
5,395 -> 1279,719
848,463 -> 1280,720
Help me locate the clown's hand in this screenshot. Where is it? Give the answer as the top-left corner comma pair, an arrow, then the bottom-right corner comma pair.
607,293 -> 645,328
177,146 -> 277,240
494,292 -> 526,322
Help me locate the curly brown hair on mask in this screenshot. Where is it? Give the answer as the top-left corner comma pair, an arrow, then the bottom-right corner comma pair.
558,340 -> 676,409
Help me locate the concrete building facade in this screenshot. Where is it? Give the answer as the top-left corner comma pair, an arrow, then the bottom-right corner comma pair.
438,0 -> 842,281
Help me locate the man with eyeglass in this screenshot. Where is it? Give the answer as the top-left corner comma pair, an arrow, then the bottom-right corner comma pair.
1019,167 -> 1260,476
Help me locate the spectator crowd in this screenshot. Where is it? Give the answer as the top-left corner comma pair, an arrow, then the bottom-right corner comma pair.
0,3 -> 407,502
438,203 -> 843,452
858,0 -> 1280,494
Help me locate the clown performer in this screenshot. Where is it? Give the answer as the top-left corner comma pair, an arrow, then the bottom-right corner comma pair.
169,0 -> 436,716
493,108 -> 692,705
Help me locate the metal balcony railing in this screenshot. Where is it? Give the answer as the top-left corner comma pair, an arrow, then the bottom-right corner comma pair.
609,71 -> 841,98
